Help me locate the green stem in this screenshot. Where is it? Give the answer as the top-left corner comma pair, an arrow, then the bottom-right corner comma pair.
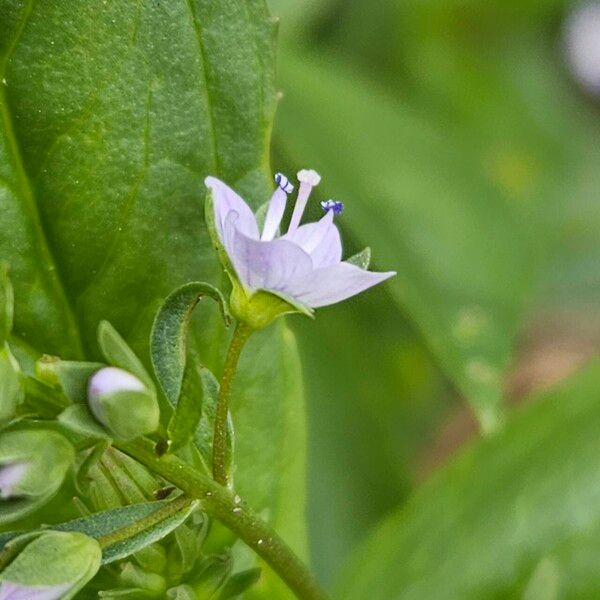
212,321 -> 252,485
115,438 -> 329,600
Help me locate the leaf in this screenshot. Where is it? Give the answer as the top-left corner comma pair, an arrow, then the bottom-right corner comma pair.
276,49 -> 536,431
151,281 -> 230,408
0,263 -> 13,343
98,321 -> 154,390
194,365 -> 233,470
0,1 -> 307,587
0,500 -> 198,565
336,361 -> 600,600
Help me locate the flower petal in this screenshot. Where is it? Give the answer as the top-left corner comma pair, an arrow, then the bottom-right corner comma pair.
205,177 -> 259,242
307,222 -> 342,269
282,210 -> 333,253
0,582 -> 72,600
229,226 -> 313,292
261,188 -> 288,241
284,262 -> 396,308
281,211 -> 342,269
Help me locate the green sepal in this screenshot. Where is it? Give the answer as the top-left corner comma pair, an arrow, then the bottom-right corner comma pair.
151,281 -> 230,409
167,584 -> 197,600
188,553 -> 233,598
0,343 -> 24,421
98,321 -> 155,390
218,568 -> 262,599
0,429 -> 74,524
36,355 -> 104,403
59,404 -> 112,440
230,279 -> 313,330
90,386 -> 160,441
166,514 -> 209,582
347,247 -> 371,270
0,531 -> 101,599
0,263 -> 14,343
118,562 -> 166,596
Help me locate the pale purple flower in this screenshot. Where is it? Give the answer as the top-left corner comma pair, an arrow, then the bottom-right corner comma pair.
205,169 -> 395,310
0,583 -> 71,600
88,366 -> 145,401
0,462 -> 28,499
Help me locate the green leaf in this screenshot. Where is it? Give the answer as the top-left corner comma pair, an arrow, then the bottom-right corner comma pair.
98,321 -> 154,390
194,365 -> 233,470
0,1 -> 307,588
0,263 -> 13,343
276,49 -> 536,431
151,281 -> 230,408
337,361 -> 600,600
0,500 -> 198,565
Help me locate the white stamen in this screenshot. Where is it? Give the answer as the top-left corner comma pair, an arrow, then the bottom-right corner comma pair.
262,173 -> 294,241
288,169 -> 321,234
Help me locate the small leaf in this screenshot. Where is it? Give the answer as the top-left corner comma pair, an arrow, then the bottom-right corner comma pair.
166,362 -> 202,451
195,367 -> 233,471
346,247 -> 371,270
150,281 -> 230,408
0,500 -> 198,565
0,263 -> 14,343
98,321 -> 154,390
218,568 -> 262,599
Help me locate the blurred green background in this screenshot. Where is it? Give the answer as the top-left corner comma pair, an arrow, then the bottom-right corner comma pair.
267,0 -> 600,590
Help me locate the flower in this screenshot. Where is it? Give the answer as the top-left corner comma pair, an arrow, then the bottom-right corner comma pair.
0,430 -> 74,524
204,169 -> 395,327
0,531 -> 101,599
88,367 -> 160,441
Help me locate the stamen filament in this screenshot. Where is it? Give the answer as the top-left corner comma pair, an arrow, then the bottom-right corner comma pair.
287,169 -> 321,234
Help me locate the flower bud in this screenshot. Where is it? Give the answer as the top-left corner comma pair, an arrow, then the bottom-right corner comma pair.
0,530 -> 101,599
0,429 -> 74,501
88,367 -> 160,441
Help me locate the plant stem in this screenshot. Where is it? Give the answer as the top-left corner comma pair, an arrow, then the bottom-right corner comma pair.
116,438 -> 329,600
212,321 -> 252,485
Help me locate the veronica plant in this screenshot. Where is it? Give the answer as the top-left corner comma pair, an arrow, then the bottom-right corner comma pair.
0,166 -> 393,599
0,2 -> 397,598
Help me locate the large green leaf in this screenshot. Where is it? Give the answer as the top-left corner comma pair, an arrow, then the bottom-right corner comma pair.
337,360 -> 600,600
0,0 -> 307,590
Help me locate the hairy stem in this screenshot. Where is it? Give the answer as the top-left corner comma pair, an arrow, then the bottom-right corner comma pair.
212,321 -> 252,485
116,438 -> 329,600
